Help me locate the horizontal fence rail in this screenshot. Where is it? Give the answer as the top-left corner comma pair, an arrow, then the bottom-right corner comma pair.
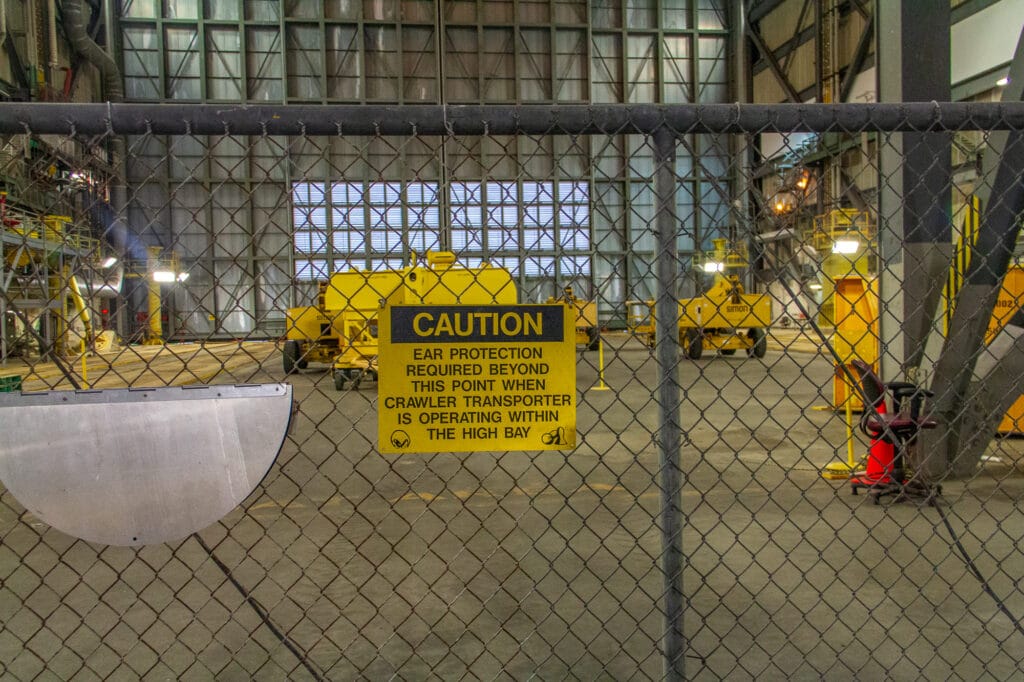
5,101 -> 1024,135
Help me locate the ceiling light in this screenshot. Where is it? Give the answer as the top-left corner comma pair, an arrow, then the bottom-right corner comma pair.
152,270 -> 175,283
808,283 -> 823,290
703,261 -> 724,273
832,239 -> 860,255
997,76 -> 1011,87
101,256 -> 118,268
176,272 -> 190,282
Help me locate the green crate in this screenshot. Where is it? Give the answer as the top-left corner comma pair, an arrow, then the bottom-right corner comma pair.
0,375 -> 22,392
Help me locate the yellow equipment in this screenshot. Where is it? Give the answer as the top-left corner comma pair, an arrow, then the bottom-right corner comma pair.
988,266 -> 1024,434
627,239 -> 771,359
283,282 -> 339,374
827,264 -> 1024,433
284,252 -> 518,390
546,286 -> 599,350
831,276 -> 878,410
675,274 -> 772,359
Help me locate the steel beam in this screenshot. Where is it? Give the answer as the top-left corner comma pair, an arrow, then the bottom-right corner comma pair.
745,25 -> 802,103
839,12 -> 873,103
919,29 -> 1024,479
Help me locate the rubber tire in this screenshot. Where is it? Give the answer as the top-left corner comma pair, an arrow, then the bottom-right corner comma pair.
586,327 -> 600,352
283,340 -> 301,375
720,348 -> 737,356
747,327 -> 767,358
685,329 -> 703,360
334,371 -> 347,391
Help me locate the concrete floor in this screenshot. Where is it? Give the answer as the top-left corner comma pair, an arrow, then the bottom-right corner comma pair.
2,332 -> 1024,679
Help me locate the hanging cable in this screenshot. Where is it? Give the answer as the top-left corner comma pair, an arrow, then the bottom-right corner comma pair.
934,503 -> 1024,638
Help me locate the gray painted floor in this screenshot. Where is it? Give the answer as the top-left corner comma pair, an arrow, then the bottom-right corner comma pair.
2,333 -> 1023,679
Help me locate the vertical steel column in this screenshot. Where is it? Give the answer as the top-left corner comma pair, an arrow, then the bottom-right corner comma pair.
876,0 -> 951,386
653,126 -> 684,680
731,0 -> 752,287
0,243 -> 5,365
875,0 -> 906,384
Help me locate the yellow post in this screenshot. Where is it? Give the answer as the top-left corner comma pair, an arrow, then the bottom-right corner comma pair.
590,336 -> 611,392
821,379 -> 858,479
148,279 -> 163,342
80,339 -> 88,389
589,296 -> 610,392
844,392 -> 856,468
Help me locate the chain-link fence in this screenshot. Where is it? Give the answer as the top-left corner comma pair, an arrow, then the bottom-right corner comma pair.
2,102 -> 1024,679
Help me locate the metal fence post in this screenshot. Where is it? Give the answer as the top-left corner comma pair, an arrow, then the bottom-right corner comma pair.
654,125 -> 685,680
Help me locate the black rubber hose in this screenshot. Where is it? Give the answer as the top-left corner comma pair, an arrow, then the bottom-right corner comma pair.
193,534 -> 327,681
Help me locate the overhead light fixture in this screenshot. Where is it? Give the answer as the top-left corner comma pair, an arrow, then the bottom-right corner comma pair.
997,76 -> 1011,87
176,272 -> 190,282
832,239 -> 860,255
808,283 -> 823,290
101,256 -> 118,268
795,172 -> 810,190
152,270 -> 176,283
703,261 -> 724,273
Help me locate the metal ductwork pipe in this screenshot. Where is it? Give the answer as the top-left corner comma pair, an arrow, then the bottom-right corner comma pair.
63,0 -> 144,338
61,0 -> 122,102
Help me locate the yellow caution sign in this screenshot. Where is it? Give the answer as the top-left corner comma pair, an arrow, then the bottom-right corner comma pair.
378,304 -> 577,453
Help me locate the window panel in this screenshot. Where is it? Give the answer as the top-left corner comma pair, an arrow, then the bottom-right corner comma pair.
409,205 -> 441,228
523,256 -> 556,276
293,206 -> 326,229
451,182 -> 482,203
165,27 -> 201,99
293,182 -> 325,205
524,229 -> 555,250
486,227 -> 520,251
523,181 -> 555,203
295,259 -> 328,281
295,231 -> 328,254
333,231 -> 365,253
452,205 -> 483,228
560,256 -> 592,276
451,229 -> 484,250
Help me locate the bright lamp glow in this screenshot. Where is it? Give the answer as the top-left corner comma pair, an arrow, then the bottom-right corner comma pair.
832,239 -> 860,254
997,77 -> 1011,87
176,272 -> 190,282
808,283 -> 823,290
703,261 -> 724,273
152,270 -> 175,282
101,256 -> 118,268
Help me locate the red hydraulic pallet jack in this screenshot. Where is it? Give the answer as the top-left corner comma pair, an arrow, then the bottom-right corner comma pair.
848,360 -> 942,505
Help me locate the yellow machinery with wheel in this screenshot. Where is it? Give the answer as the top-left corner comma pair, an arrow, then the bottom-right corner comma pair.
283,281 -> 340,374
284,252 -> 518,389
627,239 -> 771,358
546,286 -> 599,351
675,273 -> 772,359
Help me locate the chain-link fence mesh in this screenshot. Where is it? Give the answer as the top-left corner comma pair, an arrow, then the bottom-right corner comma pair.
2,103 -> 1024,678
